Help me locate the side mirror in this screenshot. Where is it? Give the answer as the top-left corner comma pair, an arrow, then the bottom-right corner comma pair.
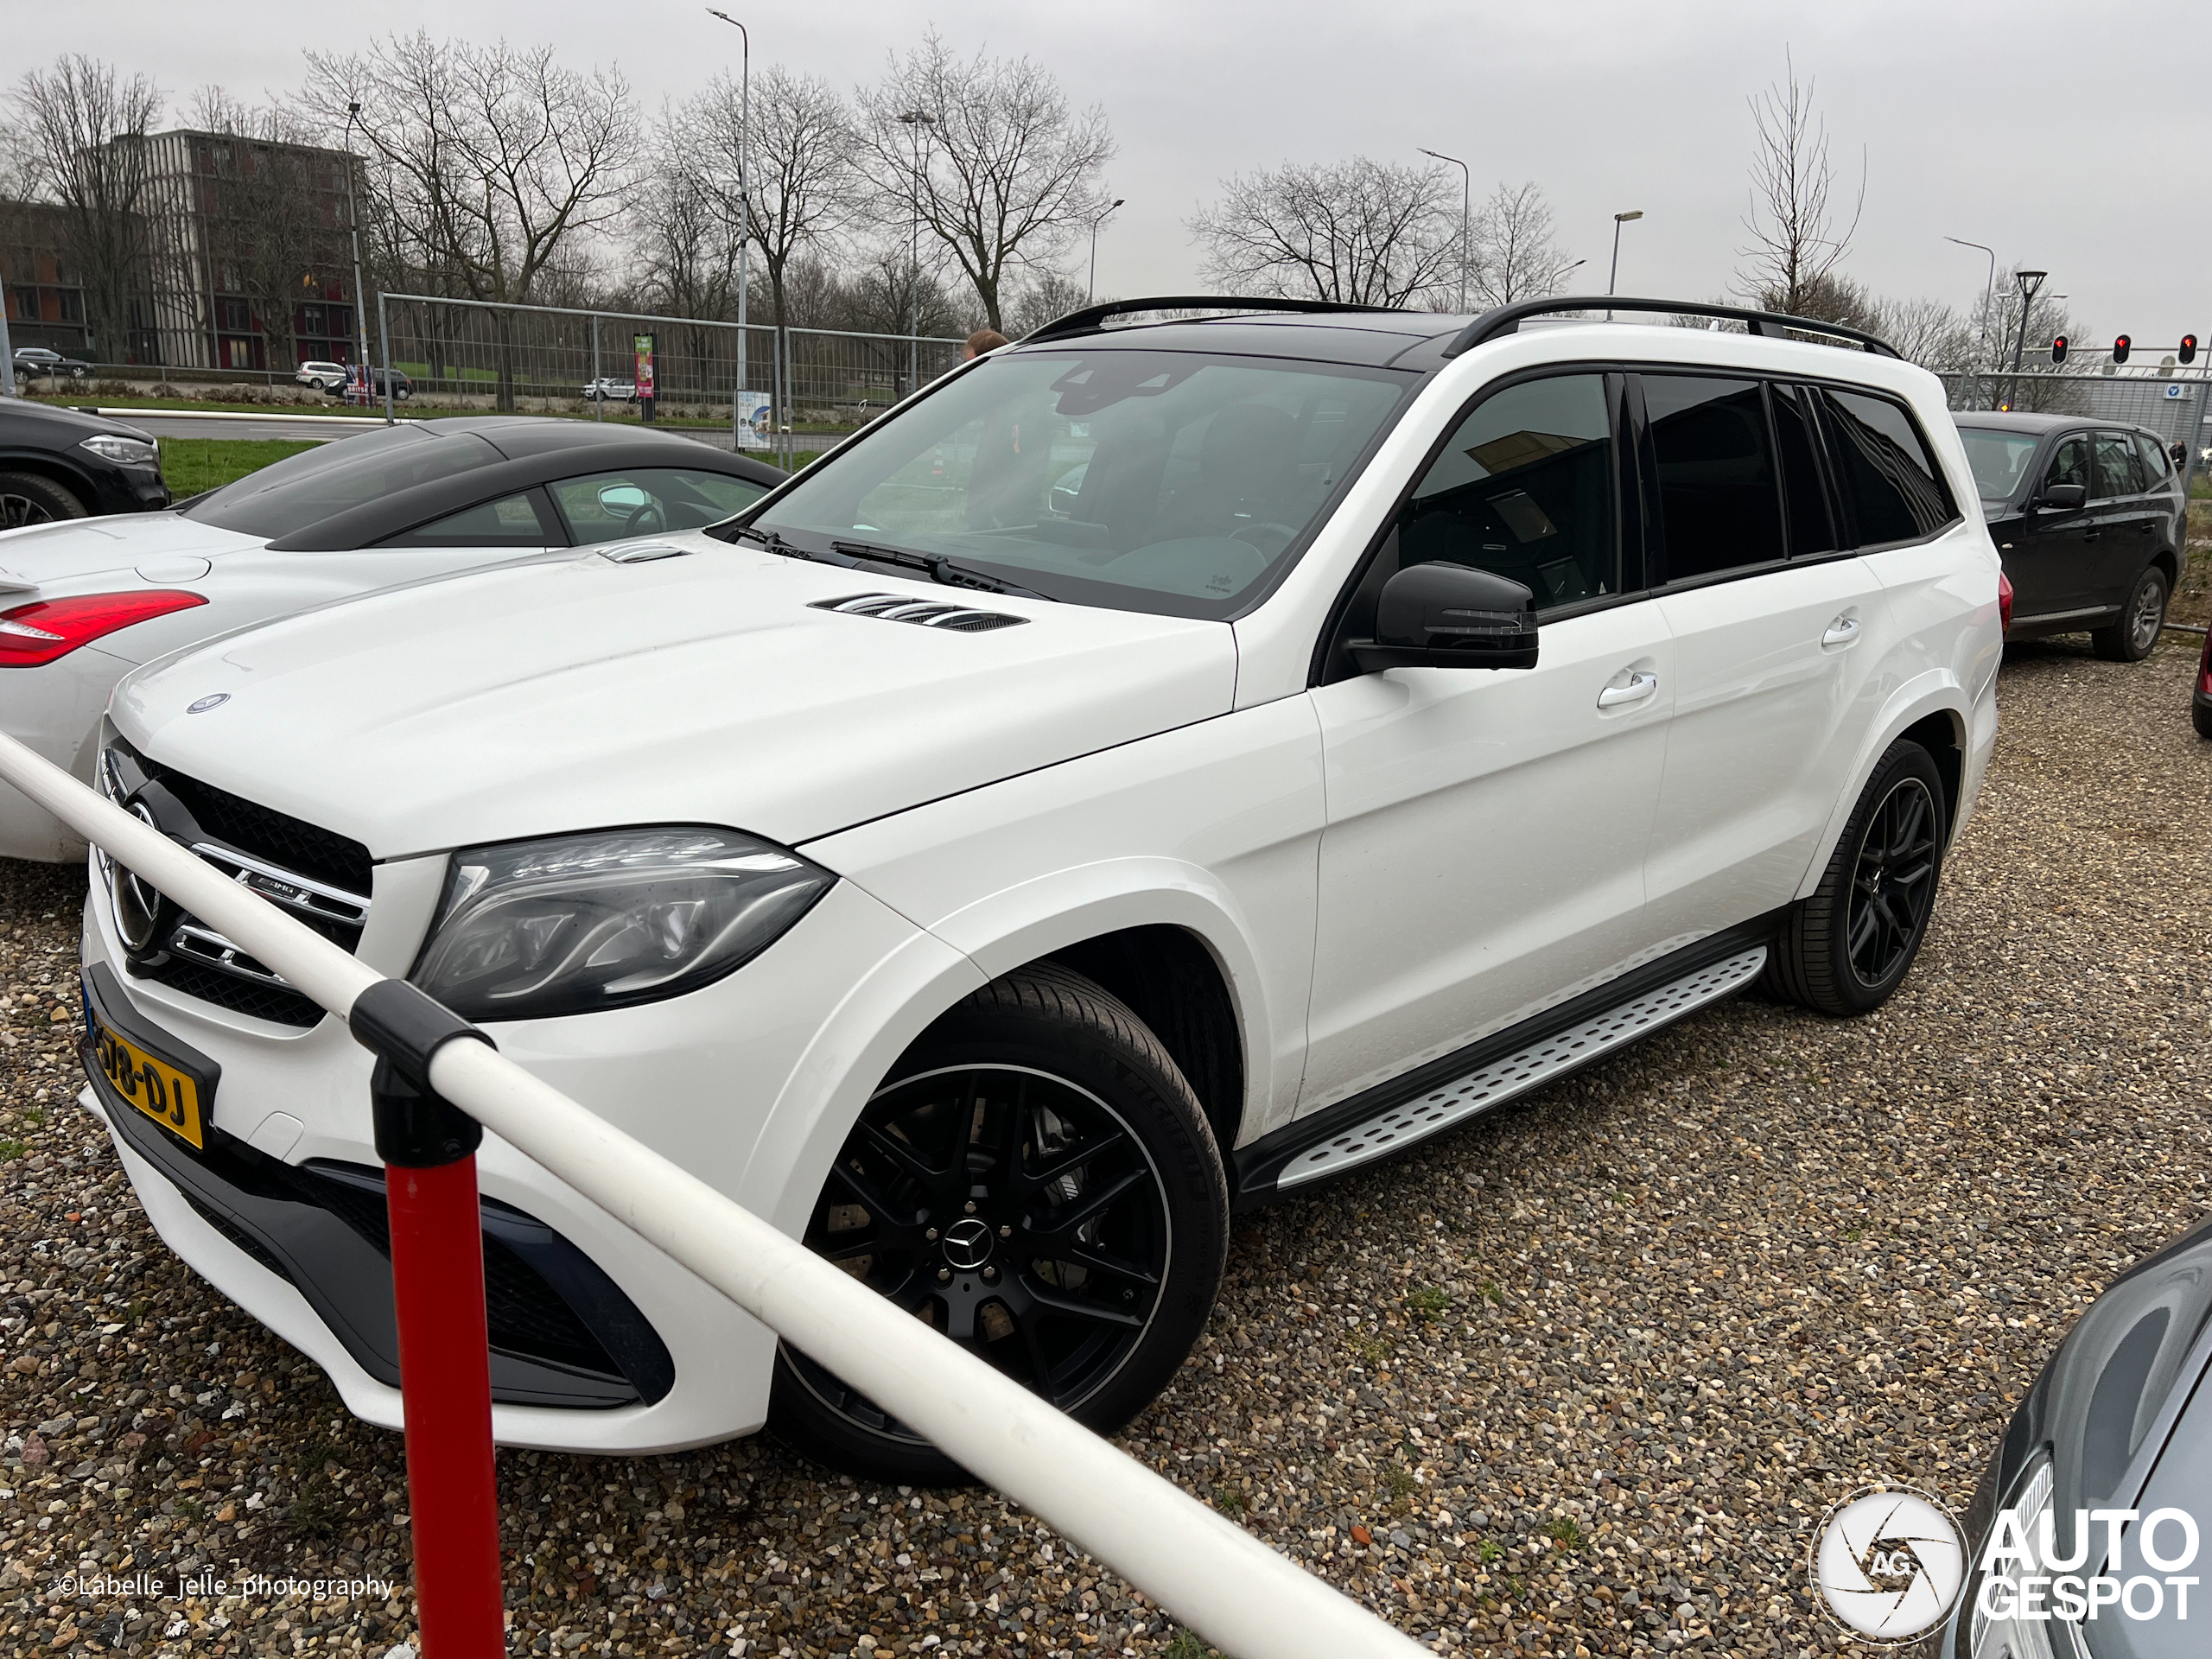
598,483 -> 650,513
1351,561 -> 1538,671
2037,482 -> 2087,511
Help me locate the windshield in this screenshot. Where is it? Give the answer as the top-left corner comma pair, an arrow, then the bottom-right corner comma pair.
1955,427 -> 2043,502
748,348 -> 1411,618
181,425 -> 499,539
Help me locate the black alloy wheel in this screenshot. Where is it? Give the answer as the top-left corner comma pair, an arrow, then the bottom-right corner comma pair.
0,471 -> 88,530
1844,776 -> 1940,988
769,968 -> 1228,1484
1763,739 -> 1948,1018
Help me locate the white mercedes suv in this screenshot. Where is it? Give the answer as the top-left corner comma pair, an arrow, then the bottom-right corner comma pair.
71,296 -> 2001,1482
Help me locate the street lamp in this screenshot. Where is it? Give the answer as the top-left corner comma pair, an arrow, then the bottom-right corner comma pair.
1607,210 -> 1643,310
1087,198 -> 1124,303
2005,269 -> 2048,411
344,102 -> 372,412
899,110 -> 937,395
1944,237 -> 1998,406
1417,149 -> 1471,314
705,10 -> 752,435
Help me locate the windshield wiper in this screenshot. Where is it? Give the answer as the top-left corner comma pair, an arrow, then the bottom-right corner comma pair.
722,522 -> 836,563
830,539 -> 1058,601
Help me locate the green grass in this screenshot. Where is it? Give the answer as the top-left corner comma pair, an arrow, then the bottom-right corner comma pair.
161,438 -> 323,497
25,392 -> 387,416
1403,1286 -> 1451,1322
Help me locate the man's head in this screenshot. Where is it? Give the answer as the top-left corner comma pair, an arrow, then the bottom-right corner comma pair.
963,328 -> 1010,360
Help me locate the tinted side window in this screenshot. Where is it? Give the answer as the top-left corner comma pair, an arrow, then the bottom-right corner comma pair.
2133,432 -> 2174,487
1642,375 -> 1784,581
2092,433 -> 2145,499
378,491 -> 555,549
1814,388 -> 1955,543
1770,383 -> 1838,556
2044,436 -> 2088,492
550,467 -> 770,545
1395,372 -> 1618,609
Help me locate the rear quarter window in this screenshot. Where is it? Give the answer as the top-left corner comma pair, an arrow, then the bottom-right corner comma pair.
1814,388 -> 1957,545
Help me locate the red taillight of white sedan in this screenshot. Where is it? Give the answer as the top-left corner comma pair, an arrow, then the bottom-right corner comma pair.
1998,570 -> 2014,635
0,591 -> 209,668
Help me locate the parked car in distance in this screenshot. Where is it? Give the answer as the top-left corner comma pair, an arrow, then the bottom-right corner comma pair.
80,296 -> 1999,1480
294,360 -> 350,395
0,398 -> 168,530
0,415 -> 779,861
583,378 -> 639,403
12,346 -> 96,382
2194,627 -> 2212,739
1955,411 -> 2184,661
1944,1206 -> 2212,1657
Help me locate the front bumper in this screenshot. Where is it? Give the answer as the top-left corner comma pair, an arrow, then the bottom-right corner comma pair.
81,848 -> 982,1452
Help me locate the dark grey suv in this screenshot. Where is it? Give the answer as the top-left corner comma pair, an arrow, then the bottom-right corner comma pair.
1956,413 -> 2184,662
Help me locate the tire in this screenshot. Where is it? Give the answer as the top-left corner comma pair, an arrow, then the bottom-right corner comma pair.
2092,566 -> 2168,662
768,965 -> 1230,1485
1763,740 -> 1948,1018
2194,699 -> 2212,741
0,471 -> 89,531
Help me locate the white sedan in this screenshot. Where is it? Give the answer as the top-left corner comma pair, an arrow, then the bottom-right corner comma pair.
0,416 -> 778,860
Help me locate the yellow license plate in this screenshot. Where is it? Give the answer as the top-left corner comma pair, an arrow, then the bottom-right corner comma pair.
91,1018 -> 206,1150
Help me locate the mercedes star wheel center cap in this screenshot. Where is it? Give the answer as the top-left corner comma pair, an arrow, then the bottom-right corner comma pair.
941,1217 -> 995,1271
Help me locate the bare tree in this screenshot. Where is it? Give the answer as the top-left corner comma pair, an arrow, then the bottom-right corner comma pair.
1189,156 -> 1455,307
1736,52 -> 1864,316
6,55 -> 162,364
1004,269 -> 1089,337
630,99 -> 745,334
859,32 -> 1114,332
1871,295 -> 1975,375
1465,181 -> 1579,306
701,66 -> 858,338
1971,271 -> 2086,413
188,89 -> 342,372
302,34 -> 637,408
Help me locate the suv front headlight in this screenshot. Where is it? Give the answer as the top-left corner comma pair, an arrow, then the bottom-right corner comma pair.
79,434 -> 158,466
412,827 -> 834,1021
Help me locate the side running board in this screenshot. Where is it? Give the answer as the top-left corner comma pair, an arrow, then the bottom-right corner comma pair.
1254,945 -> 1768,1198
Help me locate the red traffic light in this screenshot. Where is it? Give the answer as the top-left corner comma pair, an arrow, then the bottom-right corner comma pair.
2050,335 -> 2068,365
2183,334 -> 2199,365
2113,334 -> 2132,364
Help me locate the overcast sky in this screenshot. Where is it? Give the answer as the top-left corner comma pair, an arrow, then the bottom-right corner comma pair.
21,0 -> 2211,346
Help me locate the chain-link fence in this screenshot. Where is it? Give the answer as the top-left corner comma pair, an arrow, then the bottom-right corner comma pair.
372,292 -> 967,467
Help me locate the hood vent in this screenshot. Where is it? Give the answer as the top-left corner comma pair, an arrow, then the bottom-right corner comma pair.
810,593 -> 1027,632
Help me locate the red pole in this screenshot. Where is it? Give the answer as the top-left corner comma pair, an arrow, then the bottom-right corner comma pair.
386,1154 -> 506,1656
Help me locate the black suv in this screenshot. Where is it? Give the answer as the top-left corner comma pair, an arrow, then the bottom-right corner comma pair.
0,399 -> 169,525
1955,412 -> 2184,661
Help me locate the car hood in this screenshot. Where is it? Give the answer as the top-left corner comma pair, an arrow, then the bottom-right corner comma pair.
0,511 -> 264,589
111,539 -> 1240,855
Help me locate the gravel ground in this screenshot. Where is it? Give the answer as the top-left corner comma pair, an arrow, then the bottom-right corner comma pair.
2,631 -> 2209,1659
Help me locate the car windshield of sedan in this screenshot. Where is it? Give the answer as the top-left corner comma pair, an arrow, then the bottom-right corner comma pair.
744,348 -> 1411,618
1956,427 -> 2043,502
180,426 -> 501,539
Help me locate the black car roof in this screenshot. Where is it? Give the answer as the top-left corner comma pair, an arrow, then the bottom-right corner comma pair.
1007,312 -> 1462,371
237,417 -> 780,550
1951,410 -> 2161,437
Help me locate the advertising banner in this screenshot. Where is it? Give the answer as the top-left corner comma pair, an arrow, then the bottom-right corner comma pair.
733,390 -> 772,449
633,333 -> 657,421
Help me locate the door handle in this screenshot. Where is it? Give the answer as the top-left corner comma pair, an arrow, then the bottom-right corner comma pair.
2083,530 -> 2102,541
1596,670 -> 1659,709
1821,616 -> 1861,647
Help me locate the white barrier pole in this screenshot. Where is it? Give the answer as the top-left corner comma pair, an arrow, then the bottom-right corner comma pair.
0,731 -> 1427,1659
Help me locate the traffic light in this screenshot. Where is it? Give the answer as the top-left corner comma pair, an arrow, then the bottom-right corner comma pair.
2113,334 -> 2131,365
2183,334 -> 2199,365
2050,335 -> 2068,365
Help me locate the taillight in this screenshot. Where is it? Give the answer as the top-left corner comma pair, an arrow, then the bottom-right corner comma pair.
0,590 -> 208,668
1997,571 -> 2014,635
2199,631 -> 2212,697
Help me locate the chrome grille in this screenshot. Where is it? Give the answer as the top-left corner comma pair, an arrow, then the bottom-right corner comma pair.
99,741 -> 372,1028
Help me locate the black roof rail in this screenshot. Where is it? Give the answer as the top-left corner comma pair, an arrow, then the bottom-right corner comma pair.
1020,295 -> 1413,345
1441,296 -> 1900,359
